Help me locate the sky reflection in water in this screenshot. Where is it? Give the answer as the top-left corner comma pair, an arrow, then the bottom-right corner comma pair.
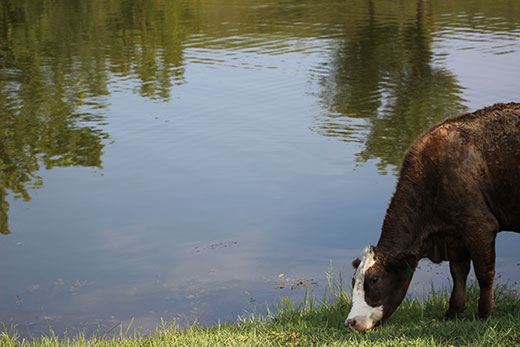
1,0 -> 520,337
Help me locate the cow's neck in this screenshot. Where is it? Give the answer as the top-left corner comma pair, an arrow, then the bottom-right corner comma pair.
376,178 -> 430,263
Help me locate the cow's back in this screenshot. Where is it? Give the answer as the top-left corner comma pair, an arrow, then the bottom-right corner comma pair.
428,103 -> 520,231
472,103 -> 520,230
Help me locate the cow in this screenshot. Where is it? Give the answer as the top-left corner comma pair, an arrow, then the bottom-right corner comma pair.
345,102 -> 520,332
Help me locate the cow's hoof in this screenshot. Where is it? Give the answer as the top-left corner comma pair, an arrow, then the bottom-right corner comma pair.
444,307 -> 465,320
477,311 -> 492,320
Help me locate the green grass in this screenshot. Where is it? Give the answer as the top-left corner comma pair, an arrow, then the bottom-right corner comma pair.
2,273 -> 520,346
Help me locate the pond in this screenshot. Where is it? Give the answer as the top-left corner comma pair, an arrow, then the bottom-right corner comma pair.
1,0 -> 520,338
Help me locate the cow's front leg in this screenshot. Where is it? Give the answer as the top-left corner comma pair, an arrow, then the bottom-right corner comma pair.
466,232 -> 497,320
445,247 -> 470,319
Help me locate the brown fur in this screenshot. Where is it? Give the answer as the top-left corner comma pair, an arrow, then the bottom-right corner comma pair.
366,103 -> 520,321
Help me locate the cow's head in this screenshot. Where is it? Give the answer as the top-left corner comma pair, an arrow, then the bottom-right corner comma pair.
345,245 -> 413,332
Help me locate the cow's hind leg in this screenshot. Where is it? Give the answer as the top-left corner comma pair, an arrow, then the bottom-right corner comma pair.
445,241 -> 470,320
471,240 -> 497,319
464,223 -> 498,320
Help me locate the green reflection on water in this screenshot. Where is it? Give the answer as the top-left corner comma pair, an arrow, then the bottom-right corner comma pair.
1,0 -> 520,235
315,0 -> 469,174
0,0 -> 199,234
314,0 -> 520,173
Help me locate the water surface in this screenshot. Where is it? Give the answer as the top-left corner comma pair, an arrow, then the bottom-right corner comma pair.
1,0 -> 520,337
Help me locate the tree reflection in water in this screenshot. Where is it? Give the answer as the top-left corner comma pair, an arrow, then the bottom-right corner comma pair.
1,0 -> 516,234
315,0 -> 467,173
0,0 -> 198,234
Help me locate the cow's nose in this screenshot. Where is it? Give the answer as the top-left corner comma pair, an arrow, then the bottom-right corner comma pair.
346,319 -> 356,328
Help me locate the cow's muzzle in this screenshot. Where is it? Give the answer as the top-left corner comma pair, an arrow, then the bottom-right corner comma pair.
345,316 -> 377,332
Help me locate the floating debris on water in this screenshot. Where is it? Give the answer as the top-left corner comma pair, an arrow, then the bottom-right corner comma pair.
194,240 -> 238,253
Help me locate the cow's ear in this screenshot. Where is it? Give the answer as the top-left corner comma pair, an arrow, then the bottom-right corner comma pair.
352,258 -> 361,269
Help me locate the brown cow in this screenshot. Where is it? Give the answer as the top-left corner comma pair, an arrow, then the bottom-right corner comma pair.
346,102 -> 520,332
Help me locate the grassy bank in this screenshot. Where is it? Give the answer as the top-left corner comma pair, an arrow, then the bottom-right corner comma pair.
2,277 -> 520,347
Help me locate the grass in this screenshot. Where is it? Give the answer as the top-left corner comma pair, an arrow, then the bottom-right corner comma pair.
2,271 -> 520,347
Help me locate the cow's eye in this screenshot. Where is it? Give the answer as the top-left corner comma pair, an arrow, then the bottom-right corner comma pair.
369,276 -> 378,285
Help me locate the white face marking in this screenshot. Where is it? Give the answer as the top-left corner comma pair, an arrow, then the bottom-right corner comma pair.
346,246 -> 384,331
